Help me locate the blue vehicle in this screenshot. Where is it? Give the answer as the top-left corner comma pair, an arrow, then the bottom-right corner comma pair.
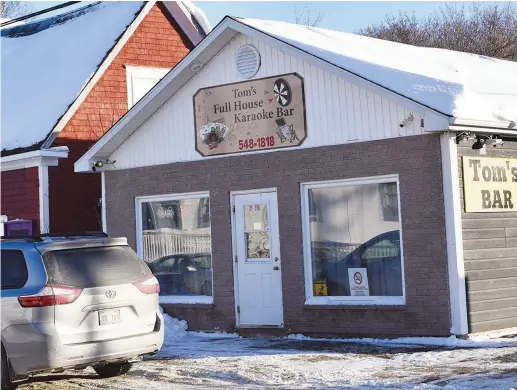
321,230 -> 403,297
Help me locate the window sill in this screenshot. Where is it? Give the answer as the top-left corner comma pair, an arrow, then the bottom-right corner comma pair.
159,296 -> 214,306
304,297 -> 406,307
304,304 -> 407,311
161,303 -> 214,309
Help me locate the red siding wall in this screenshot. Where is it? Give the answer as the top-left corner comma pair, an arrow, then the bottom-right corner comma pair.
1,168 -> 40,235
48,3 -> 193,233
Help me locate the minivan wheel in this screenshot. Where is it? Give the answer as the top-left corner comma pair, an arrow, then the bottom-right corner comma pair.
93,362 -> 132,378
1,346 -> 16,390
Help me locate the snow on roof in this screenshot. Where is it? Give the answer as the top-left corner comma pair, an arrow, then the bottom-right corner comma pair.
1,1 -> 145,154
178,0 -> 211,36
240,18 -> 517,125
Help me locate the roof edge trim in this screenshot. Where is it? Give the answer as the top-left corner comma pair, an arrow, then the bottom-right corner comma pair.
41,1 -> 155,150
76,16 -> 455,172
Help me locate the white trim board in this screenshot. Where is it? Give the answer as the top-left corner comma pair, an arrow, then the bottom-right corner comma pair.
440,133 -> 468,335
38,165 -> 50,234
299,174 -> 406,306
1,148 -> 69,172
101,171 -> 107,234
162,1 -> 208,46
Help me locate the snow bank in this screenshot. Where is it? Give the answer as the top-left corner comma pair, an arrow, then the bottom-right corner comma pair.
240,18 -> 517,125
162,311 -> 188,339
287,333 -> 517,348
160,307 -> 515,351
161,308 -> 239,341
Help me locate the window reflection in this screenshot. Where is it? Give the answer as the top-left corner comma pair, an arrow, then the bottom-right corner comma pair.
141,196 -> 212,297
308,182 -> 403,298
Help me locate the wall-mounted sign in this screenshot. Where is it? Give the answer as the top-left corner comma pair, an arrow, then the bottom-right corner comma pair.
193,73 -> 307,157
313,280 -> 328,296
348,268 -> 370,296
462,156 -> 517,213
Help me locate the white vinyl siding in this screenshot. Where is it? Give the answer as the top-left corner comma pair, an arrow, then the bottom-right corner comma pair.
111,34 -> 447,170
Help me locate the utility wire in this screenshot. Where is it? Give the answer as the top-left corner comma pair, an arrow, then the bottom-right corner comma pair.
0,2 -> 82,28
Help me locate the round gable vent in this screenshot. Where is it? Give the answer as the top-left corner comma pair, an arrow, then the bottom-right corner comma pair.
236,44 -> 261,79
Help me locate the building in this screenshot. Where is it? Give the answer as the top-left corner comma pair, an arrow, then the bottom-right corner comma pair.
76,17 -> 517,337
0,1 -> 210,235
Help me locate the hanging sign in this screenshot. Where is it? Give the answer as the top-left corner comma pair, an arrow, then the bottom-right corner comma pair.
462,156 -> 517,212
193,73 -> 307,157
348,268 -> 370,296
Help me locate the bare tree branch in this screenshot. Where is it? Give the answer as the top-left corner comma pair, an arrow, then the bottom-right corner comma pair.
294,5 -> 324,27
0,1 -> 33,19
356,2 -> 517,62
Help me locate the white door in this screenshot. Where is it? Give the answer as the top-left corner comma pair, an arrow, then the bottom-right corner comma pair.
233,191 -> 283,327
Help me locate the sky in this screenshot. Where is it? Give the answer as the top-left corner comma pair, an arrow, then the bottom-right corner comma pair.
27,1 -> 468,34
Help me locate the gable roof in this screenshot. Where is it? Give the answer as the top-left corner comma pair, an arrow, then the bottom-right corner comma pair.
75,16 -> 517,173
1,1 -> 211,157
241,19 -> 517,126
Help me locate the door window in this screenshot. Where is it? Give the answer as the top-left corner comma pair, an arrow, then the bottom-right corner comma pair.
243,204 -> 270,259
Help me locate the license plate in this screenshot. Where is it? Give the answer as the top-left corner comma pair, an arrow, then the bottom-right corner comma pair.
99,309 -> 121,326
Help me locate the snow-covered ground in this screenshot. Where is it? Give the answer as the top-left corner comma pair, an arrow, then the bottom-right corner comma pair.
18,313 -> 517,390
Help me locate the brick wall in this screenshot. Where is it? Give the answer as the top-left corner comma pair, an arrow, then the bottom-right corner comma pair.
48,3 -> 193,233
105,133 -> 452,338
1,168 -> 40,234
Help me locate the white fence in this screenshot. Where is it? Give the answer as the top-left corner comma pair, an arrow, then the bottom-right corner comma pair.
143,231 -> 211,262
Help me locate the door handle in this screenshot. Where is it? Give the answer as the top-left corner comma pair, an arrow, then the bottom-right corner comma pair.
273,266 -> 279,271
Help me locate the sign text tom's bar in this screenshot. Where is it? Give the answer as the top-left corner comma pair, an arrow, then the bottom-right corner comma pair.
462,156 -> 517,212
193,73 -> 307,157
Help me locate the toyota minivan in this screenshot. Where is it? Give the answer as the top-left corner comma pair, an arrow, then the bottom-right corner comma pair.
1,233 -> 164,389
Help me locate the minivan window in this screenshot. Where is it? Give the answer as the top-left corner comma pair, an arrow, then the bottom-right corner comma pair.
42,246 -> 151,288
1,250 -> 29,290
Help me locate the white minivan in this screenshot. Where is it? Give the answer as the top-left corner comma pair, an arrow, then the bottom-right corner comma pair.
1,234 -> 164,389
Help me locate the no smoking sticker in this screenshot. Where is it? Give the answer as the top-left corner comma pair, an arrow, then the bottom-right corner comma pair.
348,268 -> 370,296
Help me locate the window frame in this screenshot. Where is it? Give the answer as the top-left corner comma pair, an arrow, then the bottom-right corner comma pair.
125,65 -> 170,109
135,191 -> 213,305
300,174 -> 406,306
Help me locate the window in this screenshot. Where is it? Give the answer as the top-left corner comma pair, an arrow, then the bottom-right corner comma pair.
43,246 -> 150,288
136,192 -> 213,304
126,65 -> 170,108
301,176 -> 405,305
1,250 -> 29,290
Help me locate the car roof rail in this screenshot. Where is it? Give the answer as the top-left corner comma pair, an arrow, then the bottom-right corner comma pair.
0,235 -> 43,242
1,232 -> 108,242
40,231 -> 109,238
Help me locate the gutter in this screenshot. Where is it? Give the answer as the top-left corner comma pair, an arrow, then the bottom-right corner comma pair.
449,118 -> 517,136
